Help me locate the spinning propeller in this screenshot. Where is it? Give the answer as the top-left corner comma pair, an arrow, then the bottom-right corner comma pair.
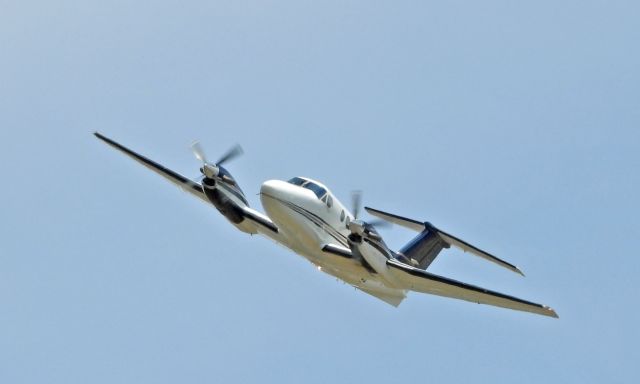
347,191 -> 387,243
190,141 -> 243,185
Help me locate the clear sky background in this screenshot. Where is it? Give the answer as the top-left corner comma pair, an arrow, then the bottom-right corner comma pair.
1,1 -> 639,383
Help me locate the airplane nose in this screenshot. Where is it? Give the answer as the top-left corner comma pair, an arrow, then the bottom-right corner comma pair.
260,180 -> 294,220
260,179 -> 289,200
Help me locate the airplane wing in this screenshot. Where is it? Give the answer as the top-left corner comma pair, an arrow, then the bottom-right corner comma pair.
365,206 -> 524,276
241,206 -> 279,234
386,259 -> 558,317
356,286 -> 406,307
94,132 -> 208,204
321,244 -> 407,307
95,132 -> 284,238
321,243 -> 353,259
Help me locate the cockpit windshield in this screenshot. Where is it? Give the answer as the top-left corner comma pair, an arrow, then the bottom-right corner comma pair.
287,176 -> 307,186
304,182 -> 327,199
286,177 -> 327,199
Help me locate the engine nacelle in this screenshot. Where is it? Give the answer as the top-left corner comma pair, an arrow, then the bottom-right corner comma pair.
201,176 -> 247,225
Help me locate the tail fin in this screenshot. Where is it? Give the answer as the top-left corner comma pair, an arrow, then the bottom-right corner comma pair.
365,207 -> 525,276
398,227 -> 450,269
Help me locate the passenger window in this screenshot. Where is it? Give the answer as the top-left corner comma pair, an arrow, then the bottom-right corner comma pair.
327,196 -> 333,208
340,210 -> 345,222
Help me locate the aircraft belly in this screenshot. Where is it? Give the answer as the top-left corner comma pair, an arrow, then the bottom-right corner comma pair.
260,191 -> 406,303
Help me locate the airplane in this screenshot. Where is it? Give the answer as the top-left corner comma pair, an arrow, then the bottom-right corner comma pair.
94,132 -> 558,318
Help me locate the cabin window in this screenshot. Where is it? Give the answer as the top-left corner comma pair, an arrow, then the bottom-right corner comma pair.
327,195 -> 333,208
340,210 -> 345,221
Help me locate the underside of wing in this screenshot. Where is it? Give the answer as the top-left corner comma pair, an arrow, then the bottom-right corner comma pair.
386,259 -> 558,318
94,132 -> 208,204
321,243 -> 353,259
96,132 -> 288,239
356,286 -> 406,307
241,206 -> 279,234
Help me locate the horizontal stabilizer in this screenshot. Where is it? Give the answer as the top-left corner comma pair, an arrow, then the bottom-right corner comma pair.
365,207 -> 425,231
365,206 -> 524,276
387,259 -> 557,318
433,225 -> 524,276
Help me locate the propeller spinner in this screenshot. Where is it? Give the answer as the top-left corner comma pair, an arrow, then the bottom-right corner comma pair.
191,141 -> 243,184
347,191 -> 385,242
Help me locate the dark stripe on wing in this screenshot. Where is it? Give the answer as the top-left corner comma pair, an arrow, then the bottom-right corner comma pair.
387,259 -> 553,311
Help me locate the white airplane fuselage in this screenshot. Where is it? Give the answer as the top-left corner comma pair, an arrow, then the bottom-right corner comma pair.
259,178 -> 401,297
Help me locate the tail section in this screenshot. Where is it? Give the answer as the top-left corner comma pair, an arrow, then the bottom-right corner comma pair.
398,228 -> 450,269
365,207 -> 524,276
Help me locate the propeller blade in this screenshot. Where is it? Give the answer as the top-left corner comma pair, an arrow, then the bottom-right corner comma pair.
369,219 -> 391,228
216,144 -> 243,166
191,141 -> 208,164
192,173 -> 205,183
351,190 -> 362,220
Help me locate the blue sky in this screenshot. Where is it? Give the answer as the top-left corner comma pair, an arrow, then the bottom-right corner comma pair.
1,1 -> 639,382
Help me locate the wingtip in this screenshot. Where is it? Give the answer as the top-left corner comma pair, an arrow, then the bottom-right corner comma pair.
94,132 -> 115,145
546,307 -> 559,318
